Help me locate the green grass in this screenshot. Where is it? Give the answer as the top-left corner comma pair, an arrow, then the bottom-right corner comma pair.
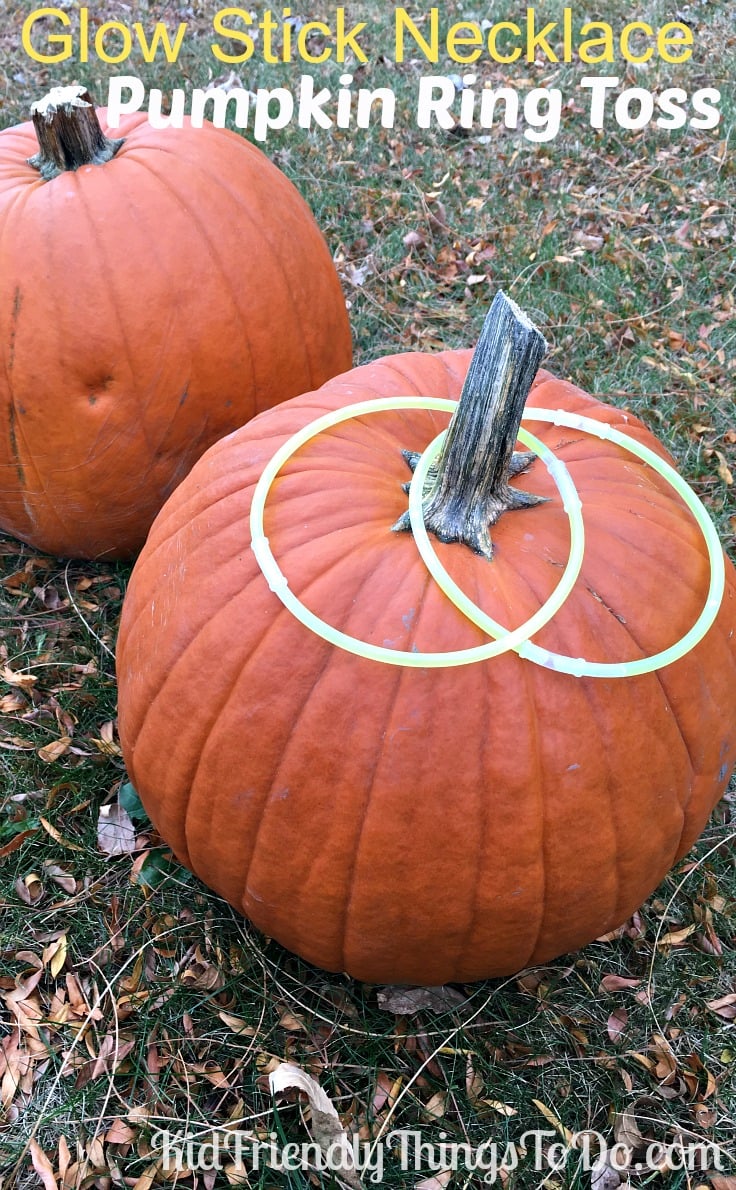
1,2 -> 736,1187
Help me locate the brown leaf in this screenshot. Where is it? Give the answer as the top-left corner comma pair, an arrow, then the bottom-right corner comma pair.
607,1007 -> 628,1043
600,975 -> 642,993
465,1054 -> 484,1106
590,1160 -> 623,1190
715,451 -> 734,486
533,1099 -> 574,1145
15,873 -> 44,905
416,1174 -> 452,1190
43,863 -> 77,895
278,1009 -> 307,1032
657,924 -> 697,947
43,936 -> 67,979
30,1140 -> 58,1190
1,665 -> 37,688
269,1062 -> 362,1190
38,737 -> 71,763
97,804 -> 136,855
372,1071 -> 399,1114
403,229 -> 426,249
39,818 -> 82,851
706,993 -> 736,1021
423,1090 -> 446,1119
613,1104 -> 644,1156
218,1012 -> 256,1037
0,829 -> 36,860
376,985 -> 467,1015
572,230 -> 604,251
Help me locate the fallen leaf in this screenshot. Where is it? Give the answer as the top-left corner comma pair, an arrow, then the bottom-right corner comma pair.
43,936 -> 67,979
715,451 -> 734,486
105,1120 -> 136,1146
279,1009 -> 307,1032
572,230 -> 604,250
97,804 -> 136,855
1,665 -> 37,688
218,1012 -> 256,1037
533,1099 -> 574,1145
38,736 -> 71,763
590,1159 -> 623,1189
657,924 -> 697,947
423,1091 -> 446,1119
613,1104 -> 644,1157
706,994 -> 736,1021
607,1007 -> 628,1043
0,829 -> 37,860
416,1174 -> 453,1190
403,229 -> 425,249
484,1099 -> 518,1117
15,873 -> 44,905
376,986 -> 467,1015
30,1140 -> 58,1190
39,818 -> 82,852
465,1055 -> 484,1106
43,863 -> 76,895
599,975 -> 641,993
269,1062 -> 362,1190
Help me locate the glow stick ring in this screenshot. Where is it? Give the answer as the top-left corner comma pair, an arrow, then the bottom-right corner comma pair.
515,410 -> 725,676
412,407 -> 725,676
250,397 -> 584,668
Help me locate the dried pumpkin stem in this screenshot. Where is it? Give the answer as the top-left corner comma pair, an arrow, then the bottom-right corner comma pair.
394,290 -> 549,559
28,85 -> 124,182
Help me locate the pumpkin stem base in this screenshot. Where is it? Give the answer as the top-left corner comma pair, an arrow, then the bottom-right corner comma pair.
28,86 -> 124,181
393,291 -> 548,560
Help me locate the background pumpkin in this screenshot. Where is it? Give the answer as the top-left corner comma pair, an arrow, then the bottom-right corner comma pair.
116,302 -> 736,986
0,86 -> 351,559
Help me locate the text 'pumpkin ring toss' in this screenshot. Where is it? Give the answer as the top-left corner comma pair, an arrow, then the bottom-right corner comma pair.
251,404 -> 724,677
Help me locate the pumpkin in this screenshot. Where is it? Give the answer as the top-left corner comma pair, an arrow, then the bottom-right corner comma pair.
116,294 -> 736,985
0,85 -> 351,559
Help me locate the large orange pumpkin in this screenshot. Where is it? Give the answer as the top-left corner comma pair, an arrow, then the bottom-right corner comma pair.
0,86 -> 351,559
116,300 -> 736,985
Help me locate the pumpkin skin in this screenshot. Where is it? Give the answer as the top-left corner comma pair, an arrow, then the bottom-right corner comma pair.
116,349 -> 736,985
0,108 -> 351,559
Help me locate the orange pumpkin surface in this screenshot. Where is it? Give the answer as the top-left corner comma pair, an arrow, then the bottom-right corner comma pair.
116,347 -> 736,984
0,90 -> 351,559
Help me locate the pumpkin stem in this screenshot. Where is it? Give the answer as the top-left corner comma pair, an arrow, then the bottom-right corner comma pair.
28,86 -> 124,182
393,290 -> 549,559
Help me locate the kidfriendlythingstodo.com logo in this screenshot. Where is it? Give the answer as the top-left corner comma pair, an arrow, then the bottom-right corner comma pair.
149,1126 -> 727,1183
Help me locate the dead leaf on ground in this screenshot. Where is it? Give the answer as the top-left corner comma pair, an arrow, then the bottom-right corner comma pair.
533,1099 -> 574,1145
37,736 -> 72,763
269,1062 -> 362,1190
590,1159 -> 624,1189
423,1090 -> 446,1120
416,1173 -> 453,1190
706,993 -> 736,1021
599,975 -> 641,993
218,1012 -> 257,1037
607,1007 -> 628,1043
613,1104 -> 645,1156
376,985 -> 467,1015
97,803 -> 136,855
30,1141 -> 58,1190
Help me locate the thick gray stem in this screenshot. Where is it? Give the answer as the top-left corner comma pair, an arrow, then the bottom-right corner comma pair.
28,86 -> 124,182
394,291 -> 549,559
